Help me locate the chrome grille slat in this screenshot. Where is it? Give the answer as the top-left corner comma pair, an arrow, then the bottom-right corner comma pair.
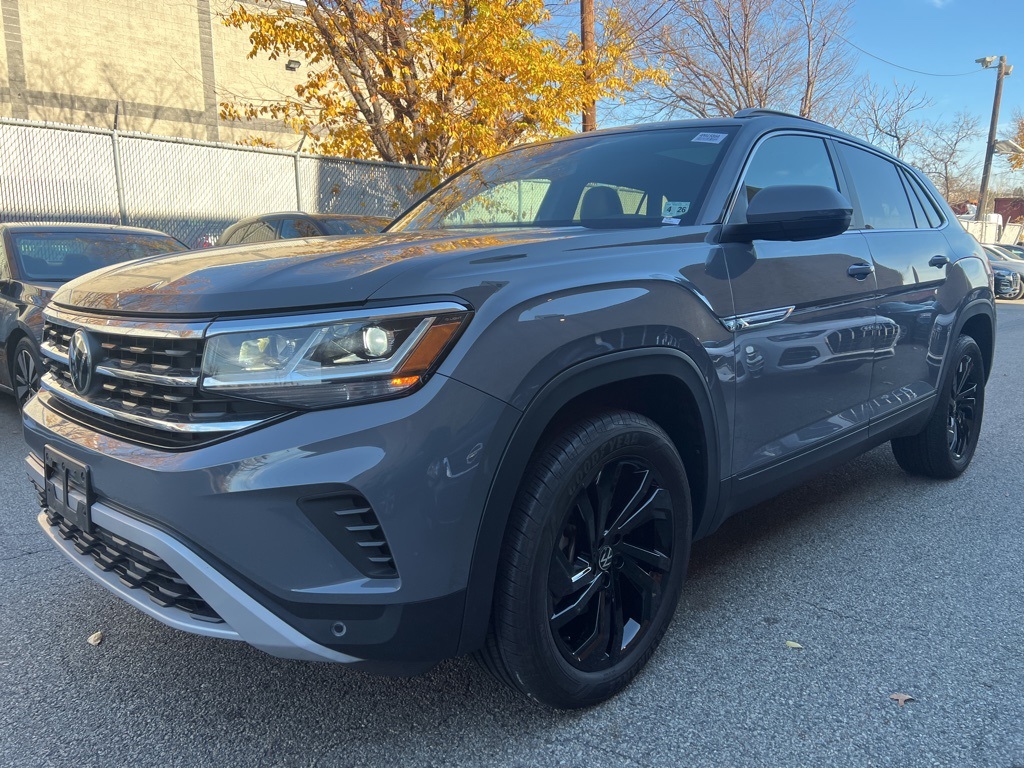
40,307 -> 284,448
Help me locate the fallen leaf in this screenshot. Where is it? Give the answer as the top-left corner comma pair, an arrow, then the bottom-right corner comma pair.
87,631 -> 104,646
785,640 -> 803,650
889,693 -> 915,707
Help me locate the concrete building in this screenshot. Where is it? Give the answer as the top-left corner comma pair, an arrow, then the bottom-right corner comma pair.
0,0 -> 304,145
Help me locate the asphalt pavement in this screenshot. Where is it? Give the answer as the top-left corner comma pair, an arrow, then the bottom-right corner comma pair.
1,305 -> 1022,767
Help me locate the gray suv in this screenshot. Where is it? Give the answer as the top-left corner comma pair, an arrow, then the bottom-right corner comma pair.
25,110 -> 995,709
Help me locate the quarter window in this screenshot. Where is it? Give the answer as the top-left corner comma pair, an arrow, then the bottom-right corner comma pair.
731,135 -> 839,223
838,145 -> 916,230
901,170 -> 944,228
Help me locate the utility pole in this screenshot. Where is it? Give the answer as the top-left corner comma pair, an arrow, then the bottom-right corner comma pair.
976,55 -> 1012,221
581,0 -> 596,132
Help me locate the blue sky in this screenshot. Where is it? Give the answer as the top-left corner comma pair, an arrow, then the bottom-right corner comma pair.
583,0 -> 1023,189
846,0 -> 1022,186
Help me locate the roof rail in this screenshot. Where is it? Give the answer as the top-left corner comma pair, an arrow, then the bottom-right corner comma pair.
733,108 -> 821,124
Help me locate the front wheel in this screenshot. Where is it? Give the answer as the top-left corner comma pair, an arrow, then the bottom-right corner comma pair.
12,337 -> 41,408
891,334 -> 985,478
477,410 -> 691,709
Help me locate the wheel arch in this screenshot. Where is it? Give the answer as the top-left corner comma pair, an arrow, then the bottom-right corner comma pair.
456,347 -> 724,655
954,299 -> 995,381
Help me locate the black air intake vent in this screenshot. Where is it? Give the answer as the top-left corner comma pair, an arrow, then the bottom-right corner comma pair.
300,492 -> 398,579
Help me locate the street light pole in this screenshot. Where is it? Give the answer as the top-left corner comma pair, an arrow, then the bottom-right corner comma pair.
976,55 -> 1012,221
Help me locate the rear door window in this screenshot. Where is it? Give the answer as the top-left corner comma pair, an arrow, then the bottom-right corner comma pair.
837,145 -> 916,230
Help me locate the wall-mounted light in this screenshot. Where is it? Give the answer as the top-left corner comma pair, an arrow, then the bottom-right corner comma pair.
286,60 -> 301,71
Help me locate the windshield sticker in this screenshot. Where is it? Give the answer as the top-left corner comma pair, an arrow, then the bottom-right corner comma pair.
662,217 -> 681,225
692,132 -> 727,144
662,201 -> 690,218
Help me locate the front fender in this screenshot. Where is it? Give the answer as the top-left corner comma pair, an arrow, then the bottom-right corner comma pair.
455,346 -> 727,655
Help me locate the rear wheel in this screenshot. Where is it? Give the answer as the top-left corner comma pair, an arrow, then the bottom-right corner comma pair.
891,334 -> 985,478
11,337 -> 41,408
477,410 -> 691,709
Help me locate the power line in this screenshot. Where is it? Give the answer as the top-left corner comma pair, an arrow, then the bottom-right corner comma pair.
835,34 -> 986,78
777,0 -> 986,78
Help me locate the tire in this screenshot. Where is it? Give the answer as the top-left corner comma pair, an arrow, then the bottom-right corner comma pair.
477,410 -> 692,709
11,337 -> 41,408
1013,283 -> 1024,301
891,334 -> 985,479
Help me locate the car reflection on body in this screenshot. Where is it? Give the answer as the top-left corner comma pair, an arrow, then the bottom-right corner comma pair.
0,223 -> 187,405
219,212 -> 392,246
982,245 -> 1024,300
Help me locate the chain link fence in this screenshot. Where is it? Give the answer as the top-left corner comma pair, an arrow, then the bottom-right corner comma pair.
0,118 -> 430,247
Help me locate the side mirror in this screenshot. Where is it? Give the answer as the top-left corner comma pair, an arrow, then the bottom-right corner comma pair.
720,185 -> 852,243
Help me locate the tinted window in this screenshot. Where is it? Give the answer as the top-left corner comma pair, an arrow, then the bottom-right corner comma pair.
279,218 -> 322,239
731,135 -> 838,223
321,218 -> 388,235
392,127 -> 736,231
11,233 -> 184,281
238,221 -> 276,244
838,145 -> 916,230
902,170 -> 943,228
220,223 -> 248,246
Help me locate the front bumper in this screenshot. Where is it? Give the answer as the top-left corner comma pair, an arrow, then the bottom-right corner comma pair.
25,372 -> 520,673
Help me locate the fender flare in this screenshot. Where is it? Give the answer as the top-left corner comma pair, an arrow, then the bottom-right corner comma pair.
950,297 -> 996,379
456,346 -> 725,654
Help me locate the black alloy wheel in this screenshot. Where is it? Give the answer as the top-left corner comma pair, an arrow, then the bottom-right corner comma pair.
549,458 -> 674,672
13,338 -> 41,408
891,334 -> 985,479
478,410 -> 691,709
946,351 -> 980,461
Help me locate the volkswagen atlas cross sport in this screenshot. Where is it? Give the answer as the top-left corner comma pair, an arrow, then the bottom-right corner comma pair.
25,110 -> 995,709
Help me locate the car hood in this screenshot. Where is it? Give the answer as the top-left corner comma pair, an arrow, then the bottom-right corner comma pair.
50,229 -> 590,316
990,259 -> 1024,276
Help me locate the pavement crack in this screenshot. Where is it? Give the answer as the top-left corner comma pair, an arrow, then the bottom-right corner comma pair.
0,548 -> 50,563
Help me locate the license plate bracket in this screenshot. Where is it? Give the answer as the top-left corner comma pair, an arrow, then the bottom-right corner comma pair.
44,447 -> 93,533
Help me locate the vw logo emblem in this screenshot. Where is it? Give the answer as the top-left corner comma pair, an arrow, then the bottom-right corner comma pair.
68,330 -> 96,395
597,546 -> 614,572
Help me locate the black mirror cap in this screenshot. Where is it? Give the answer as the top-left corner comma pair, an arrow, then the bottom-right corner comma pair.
720,185 -> 853,243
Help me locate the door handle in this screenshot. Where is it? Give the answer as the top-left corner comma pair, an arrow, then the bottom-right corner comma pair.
929,254 -> 950,268
847,263 -> 874,279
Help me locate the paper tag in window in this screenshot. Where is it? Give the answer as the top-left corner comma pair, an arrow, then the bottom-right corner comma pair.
662,217 -> 681,225
692,132 -> 727,144
662,201 -> 690,218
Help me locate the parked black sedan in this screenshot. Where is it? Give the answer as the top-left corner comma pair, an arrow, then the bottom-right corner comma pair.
219,212 -> 391,246
0,223 -> 186,405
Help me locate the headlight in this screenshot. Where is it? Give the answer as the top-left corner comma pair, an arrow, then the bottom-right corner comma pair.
201,302 -> 470,408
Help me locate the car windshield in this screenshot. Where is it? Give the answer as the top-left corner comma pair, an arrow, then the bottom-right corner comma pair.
11,232 -> 185,281
390,127 -> 736,232
989,244 -> 1024,260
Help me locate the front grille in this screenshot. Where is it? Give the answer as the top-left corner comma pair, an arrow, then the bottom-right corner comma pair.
41,313 -> 283,448
43,506 -> 222,623
825,322 -> 898,356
